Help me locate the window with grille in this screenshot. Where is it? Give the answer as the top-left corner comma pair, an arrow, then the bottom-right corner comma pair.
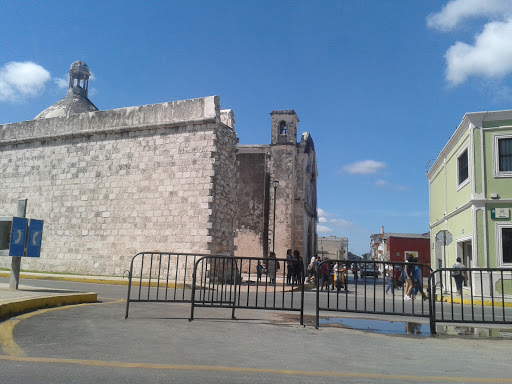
498,137 -> 512,172
493,135 -> 512,177
457,149 -> 468,187
501,227 -> 512,265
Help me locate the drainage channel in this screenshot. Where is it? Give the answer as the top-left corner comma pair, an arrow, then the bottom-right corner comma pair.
320,317 -> 512,339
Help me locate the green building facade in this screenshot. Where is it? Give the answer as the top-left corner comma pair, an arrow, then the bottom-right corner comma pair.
427,110 -> 512,296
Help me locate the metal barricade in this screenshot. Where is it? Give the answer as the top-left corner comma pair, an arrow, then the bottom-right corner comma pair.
315,260 -> 432,328
125,252 -> 209,318
125,252 -> 511,334
189,255 -> 304,324
429,267 -> 512,333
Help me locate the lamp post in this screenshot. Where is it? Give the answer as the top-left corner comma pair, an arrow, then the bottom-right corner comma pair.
272,180 -> 279,253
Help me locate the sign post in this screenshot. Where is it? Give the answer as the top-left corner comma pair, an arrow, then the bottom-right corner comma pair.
435,230 -> 452,292
10,199 -> 27,290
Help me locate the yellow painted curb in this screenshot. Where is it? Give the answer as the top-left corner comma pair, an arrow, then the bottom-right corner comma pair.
0,271 -> 183,288
0,271 -> 131,286
0,293 -> 97,320
436,295 -> 512,307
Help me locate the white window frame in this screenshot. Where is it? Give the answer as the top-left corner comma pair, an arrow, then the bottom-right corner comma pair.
496,223 -> 512,267
493,134 -> 512,178
456,146 -> 470,191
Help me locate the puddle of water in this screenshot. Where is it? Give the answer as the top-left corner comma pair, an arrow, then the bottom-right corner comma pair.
435,325 -> 512,339
319,318 -> 430,336
319,318 -> 512,339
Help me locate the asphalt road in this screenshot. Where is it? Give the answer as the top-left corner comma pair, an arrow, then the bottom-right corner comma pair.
1,277 -> 512,383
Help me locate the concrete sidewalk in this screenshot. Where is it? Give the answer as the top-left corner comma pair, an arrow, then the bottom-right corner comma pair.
0,272 -> 98,320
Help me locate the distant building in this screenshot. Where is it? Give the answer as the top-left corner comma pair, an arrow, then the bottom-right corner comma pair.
234,111 -> 318,263
317,236 -> 348,260
370,227 -> 430,266
427,109 -> 512,296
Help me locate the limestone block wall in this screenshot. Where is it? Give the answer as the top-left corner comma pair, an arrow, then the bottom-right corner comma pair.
234,148 -> 269,258
208,123 -> 238,255
271,144 -> 295,258
0,96 -> 237,276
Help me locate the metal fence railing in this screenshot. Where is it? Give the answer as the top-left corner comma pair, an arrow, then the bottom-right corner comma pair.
315,260 -> 433,328
125,252 -> 305,324
125,253 -> 512,334
189,255 -> 305,324
429,267 -> 512,332
125,251 -> 209,319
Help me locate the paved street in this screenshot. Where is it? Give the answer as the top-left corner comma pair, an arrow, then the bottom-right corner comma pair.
1,276 -> 512,383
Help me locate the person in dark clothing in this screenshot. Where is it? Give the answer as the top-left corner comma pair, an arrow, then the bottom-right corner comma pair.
292,250 -> 304,284
286,249 -> 293,285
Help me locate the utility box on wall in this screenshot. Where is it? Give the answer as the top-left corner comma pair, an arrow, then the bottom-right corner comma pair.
0,217 -> 43,257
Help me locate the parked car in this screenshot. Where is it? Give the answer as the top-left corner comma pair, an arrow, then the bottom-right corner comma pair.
360,264 -> 380,278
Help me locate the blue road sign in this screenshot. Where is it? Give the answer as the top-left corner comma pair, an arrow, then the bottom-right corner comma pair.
26,219 -> 44,258
9,217 -> 28,257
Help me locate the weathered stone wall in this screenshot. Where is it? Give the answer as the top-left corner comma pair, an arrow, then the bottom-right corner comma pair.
271,144 -> 295,258
208,123 -> 238,255
234,149 -> 269,258
0,96 -> 237,276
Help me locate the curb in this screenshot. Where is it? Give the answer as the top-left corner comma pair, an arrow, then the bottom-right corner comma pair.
0,271 -> 130,286
0,292 -> 98,320
436,294 -> 512,307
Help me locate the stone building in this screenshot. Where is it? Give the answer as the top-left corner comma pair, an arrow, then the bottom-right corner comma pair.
317,236 -> 348,260
234,111 -> 318,263
0,61 -> 318,276
0,61 -> 238,276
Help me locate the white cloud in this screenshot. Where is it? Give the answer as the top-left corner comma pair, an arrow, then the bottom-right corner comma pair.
445,18 -> 512,85
54,77 -> 68,89
342,160 -> 386,175
317,208 -> 352,234
427,0 -> 512,31
317,225 -> 333,234
375,179 -> 406,191
330,218 -> 352,227
0,61 -> 51,102
428,0 -> 512,86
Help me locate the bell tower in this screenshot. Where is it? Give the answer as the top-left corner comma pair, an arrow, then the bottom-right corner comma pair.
68,61 -> 91,98
270,110 -> 298,145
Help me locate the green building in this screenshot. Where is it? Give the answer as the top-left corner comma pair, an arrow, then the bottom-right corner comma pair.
427,110 -> 512,296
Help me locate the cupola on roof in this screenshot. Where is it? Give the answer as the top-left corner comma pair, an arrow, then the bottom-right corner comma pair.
35,61 -> 99,119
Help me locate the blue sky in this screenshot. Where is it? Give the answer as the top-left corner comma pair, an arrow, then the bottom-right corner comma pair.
1,1 -> 512,256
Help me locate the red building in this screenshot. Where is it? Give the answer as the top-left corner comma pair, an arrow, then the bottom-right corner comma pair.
384,233 -> 431,270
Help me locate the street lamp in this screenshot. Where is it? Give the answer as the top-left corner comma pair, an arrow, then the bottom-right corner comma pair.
272,180 -> 279,253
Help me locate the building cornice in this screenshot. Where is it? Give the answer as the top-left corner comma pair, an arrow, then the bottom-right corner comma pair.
1,96 -> 220,146
429,198 -> 512,229
426,109 -> 512,179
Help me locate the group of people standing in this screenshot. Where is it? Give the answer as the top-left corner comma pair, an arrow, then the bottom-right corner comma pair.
286,249 -> 304,285
306,255 -> 346,290
257,249 -> 304,285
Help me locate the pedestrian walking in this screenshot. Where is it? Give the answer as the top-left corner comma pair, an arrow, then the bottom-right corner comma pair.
385,263 -> 395,295
320,259 -> 330,291
306,254 -> 316,283
412,259 -> 428,300
404,255 -> 415,300
452,257 -> 468,296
